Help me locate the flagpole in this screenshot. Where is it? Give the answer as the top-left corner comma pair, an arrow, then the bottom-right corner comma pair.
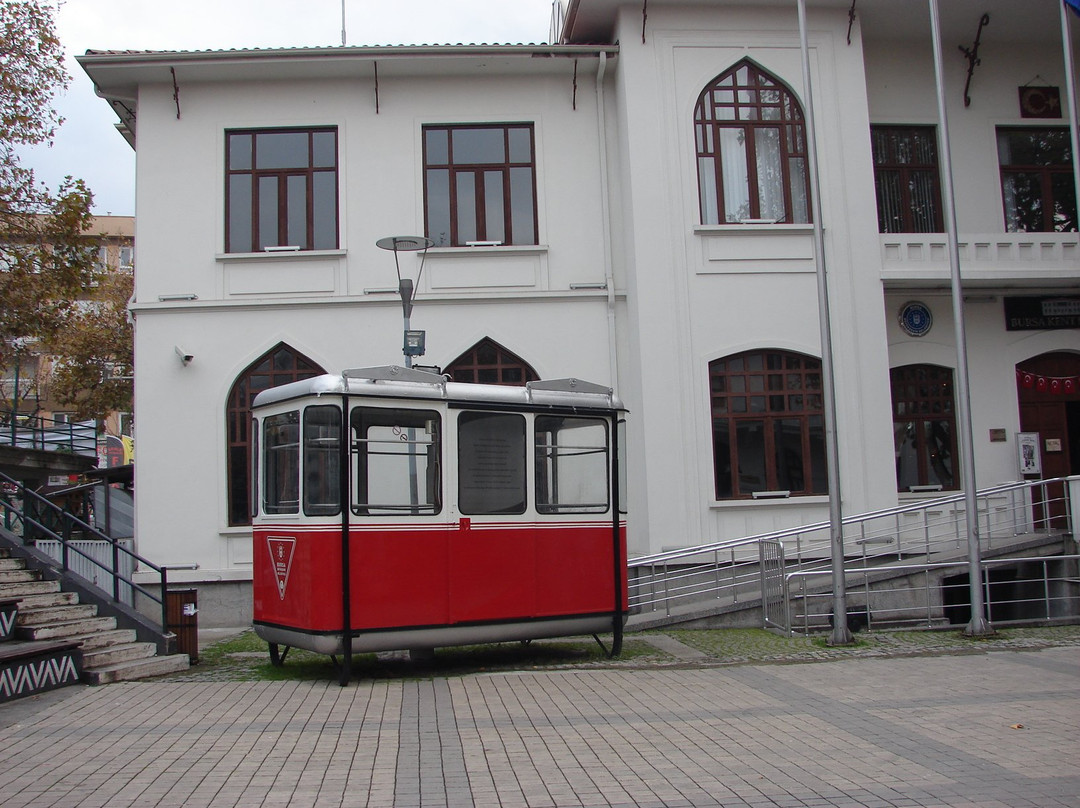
796,0 -> 851,646
1061,1 -> 1080,219
927,0 -> 993,637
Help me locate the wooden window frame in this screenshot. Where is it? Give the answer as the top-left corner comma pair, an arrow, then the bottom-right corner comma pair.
890,364 -> 959,492
422,123 -> 538,247
709,350 -> 827,500
225,127 -> 339,253
997,126 -> 1077,233
694,60 -> 811,225
871,125 -> 944,233
445,338 -> 539,386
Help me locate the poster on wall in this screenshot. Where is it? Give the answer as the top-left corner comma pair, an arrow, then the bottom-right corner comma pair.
1017,432 -> 1041,476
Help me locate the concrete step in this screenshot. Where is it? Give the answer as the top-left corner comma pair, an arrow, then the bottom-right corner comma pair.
19,615 -> 117,641
83,653 -> 190,685
9,591 -> 79,610
81,641 -> 157,669
68,628 -> 138,650
17,603 -> 98,626
0,580 -> 62,598
0,569 -> 42,584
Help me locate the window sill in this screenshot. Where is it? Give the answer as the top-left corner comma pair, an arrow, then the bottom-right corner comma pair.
694,223 -> 814,236
216,249 -> 347,263
710,495 -> 829,509
426,244 -> 548,256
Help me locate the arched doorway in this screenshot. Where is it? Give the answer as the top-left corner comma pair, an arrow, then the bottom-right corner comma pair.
1016,351 -> 1080,527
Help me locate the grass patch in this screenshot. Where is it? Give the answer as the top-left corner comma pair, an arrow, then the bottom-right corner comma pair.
181,630 -> 657,682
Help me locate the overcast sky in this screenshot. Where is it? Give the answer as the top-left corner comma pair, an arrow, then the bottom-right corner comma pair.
20,0 -> 557,216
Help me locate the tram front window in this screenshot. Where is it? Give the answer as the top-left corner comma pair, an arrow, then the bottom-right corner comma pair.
304,405 -> 341,516
264,411 -> 300,514
535,416 -> 609,514
352,408 -> 441,515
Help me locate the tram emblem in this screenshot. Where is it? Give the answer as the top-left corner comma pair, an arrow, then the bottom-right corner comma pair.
267,536 -> 296,599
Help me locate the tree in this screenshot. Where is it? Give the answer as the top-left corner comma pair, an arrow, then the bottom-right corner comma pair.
46,268 -> 134,420
0,1 -> 96,381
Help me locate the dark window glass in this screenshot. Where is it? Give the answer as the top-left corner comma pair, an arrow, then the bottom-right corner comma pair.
694,60 -> 810,224
871,126 -> 943,233
998,127 -> 1077,232
458,412 -> 526,514
304,406 -> 341,516
225,344 -> 325,525
226,127 -> 339,252
890,364 -> 958,491
423,124 -> 537,246
445,338 -> 539,386
264,411 -> 300,514
709,349 -> 827,499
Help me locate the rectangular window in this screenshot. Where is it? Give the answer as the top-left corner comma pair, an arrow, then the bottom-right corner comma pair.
225,128 -> 339,253
351,408 -> 441,515
303,406 -> 341,516
264,411 -> 300,514
423,124 -> 537,247
997,127 -> 1077,232
871,126 -> 943,233
458,411 -> 526,514
535,416 -> 608,514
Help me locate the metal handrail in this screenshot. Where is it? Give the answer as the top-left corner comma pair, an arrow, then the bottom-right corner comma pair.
628,476 -> 1077,618
0,410 -> 97,457
0,470 -> 169,631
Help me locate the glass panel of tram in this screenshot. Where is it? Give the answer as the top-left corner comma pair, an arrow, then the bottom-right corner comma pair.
351,407 -> 441,515
535,416 -> 609,513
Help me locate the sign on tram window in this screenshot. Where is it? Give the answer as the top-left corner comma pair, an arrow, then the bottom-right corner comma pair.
264,411 -> 300,514
351,407 -> 441,515
535,416 -> 609,514
304,406 -> 341,516
458,411 -> 526,515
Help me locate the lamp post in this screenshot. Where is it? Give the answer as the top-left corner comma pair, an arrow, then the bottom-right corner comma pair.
375,235 -> 433,368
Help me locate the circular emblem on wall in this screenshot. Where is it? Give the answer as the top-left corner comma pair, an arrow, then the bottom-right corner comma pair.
898,301 -> 933,337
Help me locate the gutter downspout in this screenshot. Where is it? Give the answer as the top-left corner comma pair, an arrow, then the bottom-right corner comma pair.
596,51 -> 620,393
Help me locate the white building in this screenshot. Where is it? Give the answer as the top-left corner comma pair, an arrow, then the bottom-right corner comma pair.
80,0 -> 1080,626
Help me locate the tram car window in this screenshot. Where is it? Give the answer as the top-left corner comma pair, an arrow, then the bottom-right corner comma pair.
457,411 -> 527,515
303,406 -> 341,516
535,416 -> 609,513
351,407 -> 441,514
264,411 -> 300,514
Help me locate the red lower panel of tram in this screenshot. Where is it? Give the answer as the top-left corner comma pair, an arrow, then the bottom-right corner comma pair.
253,521 -> 626,635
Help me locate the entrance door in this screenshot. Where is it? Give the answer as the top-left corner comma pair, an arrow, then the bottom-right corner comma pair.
1016,352 -> 1080,528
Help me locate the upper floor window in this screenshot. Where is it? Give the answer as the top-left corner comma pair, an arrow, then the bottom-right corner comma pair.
997,127 -> 1077,232
890,364 -> 957,491
423,124 -> 537,247
694,60 -> 810,225
871,126 -> 943,233
710,350 -> 827,499
225,128 -> 339,253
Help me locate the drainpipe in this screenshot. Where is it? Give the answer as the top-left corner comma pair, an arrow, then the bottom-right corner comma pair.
595,52 -> 620,393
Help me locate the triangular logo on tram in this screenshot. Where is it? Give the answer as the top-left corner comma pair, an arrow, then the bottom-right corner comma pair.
267,536 -> 296,600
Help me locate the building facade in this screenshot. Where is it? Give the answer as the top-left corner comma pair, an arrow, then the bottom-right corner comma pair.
80,0 -> 1080,626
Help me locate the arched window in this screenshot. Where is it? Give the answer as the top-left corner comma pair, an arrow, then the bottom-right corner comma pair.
444,338 -> 539,386
694,60 -> 811,225
225,343 -> 325,526
890,364 -> 957,491
710,350 -> 827,499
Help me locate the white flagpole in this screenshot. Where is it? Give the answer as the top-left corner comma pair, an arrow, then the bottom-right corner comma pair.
927,0 -> 993,636
1061,2 -> 1080,220
796,0 -> 851,645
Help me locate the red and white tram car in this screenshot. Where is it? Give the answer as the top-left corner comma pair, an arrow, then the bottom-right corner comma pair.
251,366 -> 627,680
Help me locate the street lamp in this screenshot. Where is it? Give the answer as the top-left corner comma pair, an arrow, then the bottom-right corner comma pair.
375,235 -> 434,368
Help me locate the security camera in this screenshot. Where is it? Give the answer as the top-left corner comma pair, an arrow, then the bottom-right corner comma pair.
175,345 -> 194,366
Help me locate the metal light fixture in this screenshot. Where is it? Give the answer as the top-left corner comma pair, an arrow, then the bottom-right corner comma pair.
376,235 -> 434,367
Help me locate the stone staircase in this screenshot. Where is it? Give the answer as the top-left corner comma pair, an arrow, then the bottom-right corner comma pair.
0,550 -> 189,686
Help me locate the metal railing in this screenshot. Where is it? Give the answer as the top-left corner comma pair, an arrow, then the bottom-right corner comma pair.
629,476 -> 1079,633
0,410 -> 97,457
0,470 -> 169,632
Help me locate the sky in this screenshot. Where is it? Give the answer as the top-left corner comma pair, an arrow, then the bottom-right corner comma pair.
20,0 -> 558,216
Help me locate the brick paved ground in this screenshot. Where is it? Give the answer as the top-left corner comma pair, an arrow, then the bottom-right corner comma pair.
0,645 -> 1076,807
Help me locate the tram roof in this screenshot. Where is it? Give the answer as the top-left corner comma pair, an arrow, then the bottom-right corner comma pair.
251,366 -> 625,412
